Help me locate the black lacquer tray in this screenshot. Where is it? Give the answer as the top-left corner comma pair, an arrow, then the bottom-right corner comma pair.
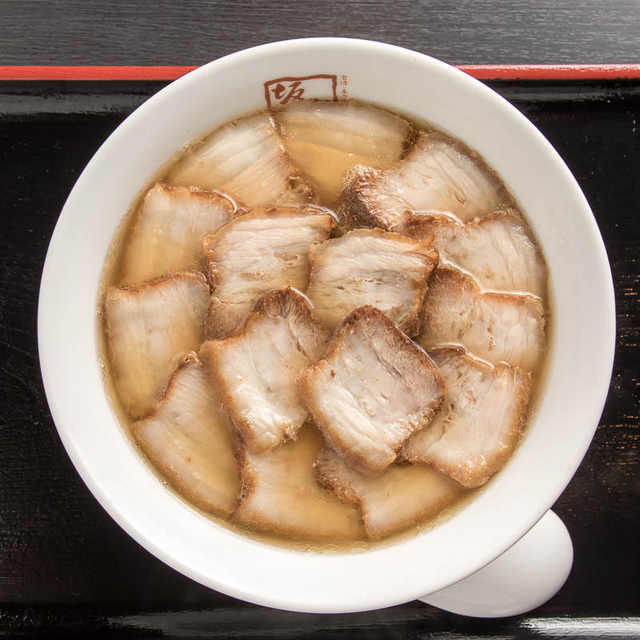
0,73 -> 638,638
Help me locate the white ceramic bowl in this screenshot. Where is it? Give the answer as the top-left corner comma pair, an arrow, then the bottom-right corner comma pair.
38,38 -> 615,614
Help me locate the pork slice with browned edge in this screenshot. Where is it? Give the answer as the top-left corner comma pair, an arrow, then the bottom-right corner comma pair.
133,353 -> 240,516
306,228 -> 438,336
203,204 -> 335,338
299,306 -> 445,475
201,288 -> 330,454
105,271 -> 209,418
402,346 -> 532,487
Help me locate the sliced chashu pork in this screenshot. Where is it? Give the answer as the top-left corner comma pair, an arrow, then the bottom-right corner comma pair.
105,272 -> 209,418
201,288 -> 330,453
419,266 -> 545,371
234,424 -> 365,541
299,306 -> 445,475
338,132 -> 503,232
203,205 -> 335,338
133,353 -> 239,516
306,228 -> 438,336
120,182 -> 239,285
402,346 -> 532,487
273,100 -> 413,204
167,113 -> 315,208
315,448 -> 462,540
406,209 -> 546,297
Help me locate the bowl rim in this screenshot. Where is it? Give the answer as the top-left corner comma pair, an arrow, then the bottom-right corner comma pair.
37,37 -> 616,613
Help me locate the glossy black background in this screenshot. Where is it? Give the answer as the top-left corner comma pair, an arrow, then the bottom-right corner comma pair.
0,76 -> 638,637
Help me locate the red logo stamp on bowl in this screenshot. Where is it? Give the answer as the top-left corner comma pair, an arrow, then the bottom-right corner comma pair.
264,75 -> 340,106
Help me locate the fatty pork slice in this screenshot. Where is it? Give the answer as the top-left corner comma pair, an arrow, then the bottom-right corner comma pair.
105,272 -> 209,418
234,424 -> 365,541
402,346 -> 532,488
406,209 -> 546,297
167,113 -> 315,208
133,353 -> 239,516
338,133 -> 503,232
306,228 -> 438,336
203,205 -> 335,338
420,266 -> 545,371
120,183 -> 239,285
299,306 -> 445,476
200,288 -> 330,453
274,100 -> 413,204
315,448 -> 462,540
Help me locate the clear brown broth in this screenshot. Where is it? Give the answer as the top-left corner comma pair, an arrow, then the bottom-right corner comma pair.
98,99 -> 552,552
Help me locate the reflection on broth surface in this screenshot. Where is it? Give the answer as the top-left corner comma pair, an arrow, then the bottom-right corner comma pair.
100,99 -> 549,550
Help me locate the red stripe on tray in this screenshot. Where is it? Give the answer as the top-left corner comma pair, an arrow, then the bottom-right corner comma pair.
457,64 -> 640,80
0,64 -> 639,82
0,66 -> 199,80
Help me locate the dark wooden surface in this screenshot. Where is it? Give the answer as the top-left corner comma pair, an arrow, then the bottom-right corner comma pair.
0,0 -> 639,66
0,2 -> 639,637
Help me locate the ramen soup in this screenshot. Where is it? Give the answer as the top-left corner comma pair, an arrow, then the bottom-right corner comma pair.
101,99 -> 549,547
